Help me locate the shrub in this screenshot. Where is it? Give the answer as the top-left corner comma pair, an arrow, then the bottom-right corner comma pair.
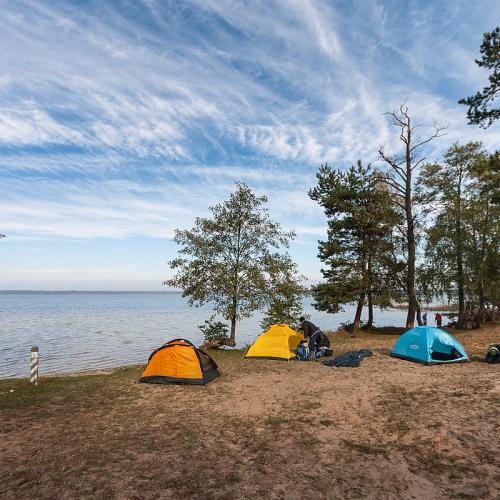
339,320 -> 369,332
198,315 -> 229,341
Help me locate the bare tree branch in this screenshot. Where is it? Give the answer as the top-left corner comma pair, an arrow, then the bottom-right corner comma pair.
409,124 -> 447,154
411,158 -> 427,171
378,148 -> 407,182
395,224 -> 407,237
380,176 -> 406,196
378,104 -> 447,328
394,200 -> 407,212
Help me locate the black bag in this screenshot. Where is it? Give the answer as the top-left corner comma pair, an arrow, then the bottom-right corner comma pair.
485,344 -> 500,364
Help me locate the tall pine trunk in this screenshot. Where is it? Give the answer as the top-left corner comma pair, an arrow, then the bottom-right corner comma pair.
478,198 -> 489,324
367,295 -> 374,328
352,294 -> 365,336
366,254 -> 373,328
229,222 -> 241,345
455,177 -> 465,329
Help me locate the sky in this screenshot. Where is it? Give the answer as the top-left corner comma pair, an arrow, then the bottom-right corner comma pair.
0,0 -> 499,290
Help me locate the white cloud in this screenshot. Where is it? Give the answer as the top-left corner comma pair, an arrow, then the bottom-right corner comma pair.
1,0 -> 500,284
0,103 -> 86,145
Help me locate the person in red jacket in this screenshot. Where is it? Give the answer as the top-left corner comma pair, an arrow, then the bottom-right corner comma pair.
435,313 -> 442,327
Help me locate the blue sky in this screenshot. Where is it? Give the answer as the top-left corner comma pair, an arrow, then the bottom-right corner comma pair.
1,0 -> 499,290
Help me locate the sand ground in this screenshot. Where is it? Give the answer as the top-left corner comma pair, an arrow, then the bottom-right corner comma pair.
1,324 -> 499,499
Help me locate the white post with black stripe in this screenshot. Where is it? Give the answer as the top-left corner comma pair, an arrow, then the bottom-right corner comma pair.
30,346 -> 39,385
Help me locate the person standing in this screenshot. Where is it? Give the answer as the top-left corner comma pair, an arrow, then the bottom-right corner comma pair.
422,312 -> 427,326
435,312 -> 442,327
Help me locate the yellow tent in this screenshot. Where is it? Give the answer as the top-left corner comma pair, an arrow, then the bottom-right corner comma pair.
244,324 -> 304,360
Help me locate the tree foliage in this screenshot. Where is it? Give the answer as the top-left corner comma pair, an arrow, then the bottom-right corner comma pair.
166,182 -> 299,343
463,151 -> 500,310
260,256 -> 306,330
459,24 -> 500,127
198,315 -> 229,342
418,143 -> 499,326
309,161 -> 402,332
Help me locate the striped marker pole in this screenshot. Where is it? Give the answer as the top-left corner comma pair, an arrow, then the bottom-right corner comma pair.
30,346 -> 39,385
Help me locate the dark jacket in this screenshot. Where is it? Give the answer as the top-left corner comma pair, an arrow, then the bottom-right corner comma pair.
299,320 -> 318,338
316,331 -> 330,349
299,321 -> 330,348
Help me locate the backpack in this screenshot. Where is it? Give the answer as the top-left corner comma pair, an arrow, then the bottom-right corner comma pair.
485,344 -> 500,364
296,342 -> 310,361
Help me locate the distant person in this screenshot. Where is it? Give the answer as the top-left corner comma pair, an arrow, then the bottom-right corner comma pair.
422,312 -> 427,326
486,305 -> 492,321
298,317 -> 328,359
435,313 -> 442,327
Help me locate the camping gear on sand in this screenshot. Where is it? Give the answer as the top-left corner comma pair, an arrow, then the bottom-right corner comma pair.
295,342 -> 333,361
323,349 -> 373,368
309,346 -> 333,360
391,326 -> 468,365
244,324 -> 304,360
140,339 -> 220,385
485,344 -> 500,364
296,340 -> 310,361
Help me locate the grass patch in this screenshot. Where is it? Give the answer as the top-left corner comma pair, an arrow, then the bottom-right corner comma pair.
0,366 -> 141,411
266,415 -> 287,425
208,348 -> 247,363
343,439 -> 388,456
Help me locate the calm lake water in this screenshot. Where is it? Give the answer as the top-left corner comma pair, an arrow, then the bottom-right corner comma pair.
0,292 -> 408,378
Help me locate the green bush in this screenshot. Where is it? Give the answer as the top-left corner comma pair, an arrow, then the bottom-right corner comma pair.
339,320 -> 369,332
198,315 -> 229,341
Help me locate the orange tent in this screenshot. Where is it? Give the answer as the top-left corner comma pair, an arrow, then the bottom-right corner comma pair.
140,339 -> 220,385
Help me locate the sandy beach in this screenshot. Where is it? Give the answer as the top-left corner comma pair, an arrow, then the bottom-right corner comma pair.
1,324 -> 499,499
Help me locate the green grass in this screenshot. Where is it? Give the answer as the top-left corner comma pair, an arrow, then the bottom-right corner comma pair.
0,366 -> 142,411
266,415 -> 288,425
208,347 -> 246,363
0,349 -> 250,413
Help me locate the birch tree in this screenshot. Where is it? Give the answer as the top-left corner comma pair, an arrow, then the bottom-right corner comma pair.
166,183 -> 297,344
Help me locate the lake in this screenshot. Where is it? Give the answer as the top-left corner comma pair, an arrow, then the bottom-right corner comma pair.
0,291 -> 409,378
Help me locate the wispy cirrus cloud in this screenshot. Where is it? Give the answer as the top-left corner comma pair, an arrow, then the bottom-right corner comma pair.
1,0 -> 499,283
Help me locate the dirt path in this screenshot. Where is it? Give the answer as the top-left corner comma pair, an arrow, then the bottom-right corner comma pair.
1,326 -> 499,499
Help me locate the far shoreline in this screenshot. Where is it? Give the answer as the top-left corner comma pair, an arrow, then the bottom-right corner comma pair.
0,290 -> 183,294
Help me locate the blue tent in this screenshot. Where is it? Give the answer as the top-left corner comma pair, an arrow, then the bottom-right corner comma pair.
391,326 -> 469,364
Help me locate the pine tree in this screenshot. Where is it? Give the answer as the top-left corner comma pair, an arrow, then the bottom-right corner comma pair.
309,162 -> 401,334
418,142 -> 487,327
459,25 -> 500,127
464,151 -> 500,317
